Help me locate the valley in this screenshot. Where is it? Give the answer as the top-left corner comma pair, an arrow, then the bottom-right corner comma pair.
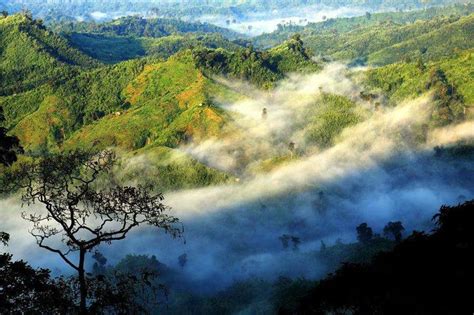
1,1 -> 473,313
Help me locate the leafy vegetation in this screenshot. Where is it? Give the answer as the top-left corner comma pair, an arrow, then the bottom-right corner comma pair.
364,49 -> 473,121
304,93 -> 364,148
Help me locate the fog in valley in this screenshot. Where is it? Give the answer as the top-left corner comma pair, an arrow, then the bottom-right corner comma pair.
2,63 -> 473,292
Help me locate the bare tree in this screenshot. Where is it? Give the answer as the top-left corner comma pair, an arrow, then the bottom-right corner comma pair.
4,150 -> 182,314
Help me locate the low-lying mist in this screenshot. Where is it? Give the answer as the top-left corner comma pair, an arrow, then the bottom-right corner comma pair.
1,63 -> 473,294
198,5 -> 369,36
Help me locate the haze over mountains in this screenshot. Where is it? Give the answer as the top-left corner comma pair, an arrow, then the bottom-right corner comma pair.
1,1 -> 473,313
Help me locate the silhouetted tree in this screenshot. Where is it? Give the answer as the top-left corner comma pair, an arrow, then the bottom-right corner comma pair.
0,107 -> 22,166
356,223 -> 373,244
288,142 -> 296,153
3,150 -> 182,314
0,232 -> 9,246
92,251 -> 108,275
1,234 -> 73,313
320,240 -> 327,251
296,200 -> 474,315
383,221 -> 405,242
279,234 -> 301,250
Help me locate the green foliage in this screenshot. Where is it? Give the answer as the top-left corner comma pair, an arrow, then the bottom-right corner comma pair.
116,146 -> 230,192
304,94 -> 364,148
193,46 -> 281,88
268,34 -> 321,73
368,14 -> 474,65
426,67 -> 465,126
0,106 -> 22,166
192,37 -> 319,88
364,50 -> 473,122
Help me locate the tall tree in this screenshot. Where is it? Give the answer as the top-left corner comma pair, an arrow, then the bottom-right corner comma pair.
356,223 -> 373,244
0,233 -> 73,313
383,221 -> 405,242
3,150 -> 182,314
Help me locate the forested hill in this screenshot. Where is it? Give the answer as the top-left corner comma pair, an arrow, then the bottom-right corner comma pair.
53,16 -> 242,40
0,13 -> 322,191
1,9 -> 473,194
0,14 -> 98,96
254,4 -> 474,65
305,13 -> 474,65
52,16 -> 246,64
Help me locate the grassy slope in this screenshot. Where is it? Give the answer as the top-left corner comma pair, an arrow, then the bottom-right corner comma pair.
2,49 -> 236,190
63,51 -> 232,151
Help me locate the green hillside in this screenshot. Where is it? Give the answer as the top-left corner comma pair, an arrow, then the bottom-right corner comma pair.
253,5 -> 474,66
0,14 -> 98,96
365,49 -> 474,107
253,4 -> 474,49
0,52 -> 234,191
302,14 -> 474,65
368,14 -> 474,65
1,10 -> 472,191
193,36 -> 320,88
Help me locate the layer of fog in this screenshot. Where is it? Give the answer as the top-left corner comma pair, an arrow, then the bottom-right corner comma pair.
1,64 -> 473,293
71,5 -> 371,36
198,5 -> 369,36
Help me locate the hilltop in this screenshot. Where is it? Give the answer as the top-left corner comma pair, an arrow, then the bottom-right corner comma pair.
0,14 -> 98,96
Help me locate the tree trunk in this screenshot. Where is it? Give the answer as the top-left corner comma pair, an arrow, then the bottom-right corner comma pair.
78,248 -> 87,315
